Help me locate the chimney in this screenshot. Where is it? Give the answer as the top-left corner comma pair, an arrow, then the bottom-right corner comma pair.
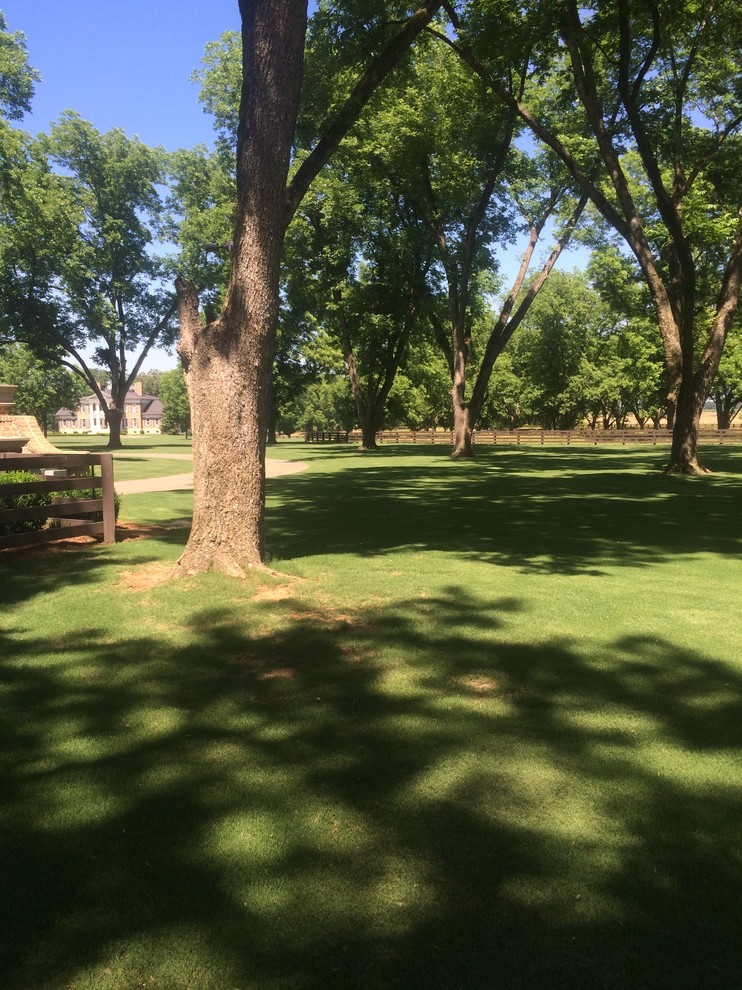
133,381 -> 143,396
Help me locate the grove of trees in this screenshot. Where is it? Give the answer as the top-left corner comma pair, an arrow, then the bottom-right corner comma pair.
1,2 -> 740,575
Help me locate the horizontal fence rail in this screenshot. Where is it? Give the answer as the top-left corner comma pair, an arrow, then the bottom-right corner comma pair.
304,430 -> 351,443
0,453 -> 115,551
307,428 -> 742,446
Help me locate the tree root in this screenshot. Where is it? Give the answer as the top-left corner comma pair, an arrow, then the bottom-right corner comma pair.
662,461 -> 712,476
171,550 -> 274,580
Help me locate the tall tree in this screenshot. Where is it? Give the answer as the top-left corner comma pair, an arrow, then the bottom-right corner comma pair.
509,270 -> 603,429
175,0 -> 443,575
159,366 -> 191,436
712,318 -> 742,428
0,11 -> 39,121
2,114 -> 177,449
454,0 -> 742,472
356,28 -> 587,455
285,158 -> 434,449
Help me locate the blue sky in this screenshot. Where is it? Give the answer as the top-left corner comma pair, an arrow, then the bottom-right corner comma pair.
5,0 -> 239,150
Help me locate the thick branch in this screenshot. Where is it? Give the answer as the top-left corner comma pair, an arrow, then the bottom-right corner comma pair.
285,2 -> 443,222
175,277 -> 203,370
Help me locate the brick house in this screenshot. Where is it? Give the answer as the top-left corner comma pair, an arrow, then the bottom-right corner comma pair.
55,381 -> 163,434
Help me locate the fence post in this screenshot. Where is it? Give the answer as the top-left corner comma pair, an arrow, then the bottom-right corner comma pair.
100,454 -> 116,543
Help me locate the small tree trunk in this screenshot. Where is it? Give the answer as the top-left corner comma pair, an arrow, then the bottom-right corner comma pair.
105,408 -> 124,450
266,402 -> 279,446
714,393 -> 730,430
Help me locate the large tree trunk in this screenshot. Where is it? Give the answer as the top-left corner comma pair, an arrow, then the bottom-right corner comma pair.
358,409 -> 380,451
451,401 -> 475,458
173,0 -> 307,576
177,287 -> 269,573
665,379 -> 707,474
451,341 -> 476,458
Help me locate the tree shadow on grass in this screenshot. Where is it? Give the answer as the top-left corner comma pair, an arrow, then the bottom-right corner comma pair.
1,586 -> 739,989
0,528 -> 188,609
267,447 -> 742,573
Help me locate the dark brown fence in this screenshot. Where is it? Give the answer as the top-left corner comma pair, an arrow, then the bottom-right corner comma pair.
305,430 -> 351,443
325,428 -> 742,446
0,453 -> 115,551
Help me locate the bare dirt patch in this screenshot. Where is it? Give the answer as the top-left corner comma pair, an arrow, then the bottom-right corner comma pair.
116,561 -> 173,592
115,521 -> 178,542
251,584 -> 294,602
458,675 -> 499,695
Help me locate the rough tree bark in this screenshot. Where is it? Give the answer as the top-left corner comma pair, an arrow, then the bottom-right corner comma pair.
174,0 -> 306,575
174,1 -> 443,575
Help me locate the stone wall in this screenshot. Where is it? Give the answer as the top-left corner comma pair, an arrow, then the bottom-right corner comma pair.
0,414 -> 61,453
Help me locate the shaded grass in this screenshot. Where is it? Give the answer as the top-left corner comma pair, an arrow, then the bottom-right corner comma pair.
0,445 -> 740,989
267,443 -> 742,573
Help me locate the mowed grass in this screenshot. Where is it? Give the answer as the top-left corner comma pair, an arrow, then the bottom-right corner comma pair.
51,432 -> 194,454
49,433 -> 193,484
1,443 -> 740,990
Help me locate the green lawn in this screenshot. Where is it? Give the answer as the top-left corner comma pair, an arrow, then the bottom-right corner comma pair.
1,444 -> 740,990
51,432 -> 194,453
48,433 -> 193,484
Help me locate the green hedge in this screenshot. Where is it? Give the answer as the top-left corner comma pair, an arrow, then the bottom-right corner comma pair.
72,487 -> 122,521
0,470 -> 52,537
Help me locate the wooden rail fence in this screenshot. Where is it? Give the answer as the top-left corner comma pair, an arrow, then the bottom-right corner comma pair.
305,430 -> 351,443
307,428 -> 742,446
0,453 -> 115,551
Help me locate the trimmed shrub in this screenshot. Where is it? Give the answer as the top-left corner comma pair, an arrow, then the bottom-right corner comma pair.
67,487 -> 122,522
0,471 -> 52,537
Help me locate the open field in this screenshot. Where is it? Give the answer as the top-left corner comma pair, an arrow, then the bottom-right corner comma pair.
51,433 -> 194,454
1,444 -> 740,989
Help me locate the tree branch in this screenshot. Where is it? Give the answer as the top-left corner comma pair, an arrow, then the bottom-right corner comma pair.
285,2 -> 444,222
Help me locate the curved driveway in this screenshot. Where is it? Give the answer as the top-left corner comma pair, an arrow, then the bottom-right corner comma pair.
113,453 -> 308,495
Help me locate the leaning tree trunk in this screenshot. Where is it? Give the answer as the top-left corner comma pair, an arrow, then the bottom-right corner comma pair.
173,0 -> 307,576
